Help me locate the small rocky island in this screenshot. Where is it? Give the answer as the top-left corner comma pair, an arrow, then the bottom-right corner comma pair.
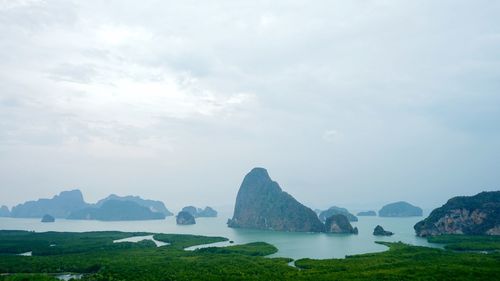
357,210 -> 377,216
182,206 -> 218,218
319,206 -> 358,222
414,191 -> 500,236
176,211 -> 196,225
41,214 -> 55,223
228,168 -> 325,232
379,201 -> 423,217
373,225 -> 393,236
325,214 -> 358,234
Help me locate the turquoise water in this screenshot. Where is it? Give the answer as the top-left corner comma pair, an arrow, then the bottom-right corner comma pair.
0,214 -> 441,260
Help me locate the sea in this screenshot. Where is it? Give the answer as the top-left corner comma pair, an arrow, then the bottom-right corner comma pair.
0,212 -> 442,260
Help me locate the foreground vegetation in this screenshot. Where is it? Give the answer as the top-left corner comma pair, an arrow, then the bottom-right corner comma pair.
0,230 -> 498,280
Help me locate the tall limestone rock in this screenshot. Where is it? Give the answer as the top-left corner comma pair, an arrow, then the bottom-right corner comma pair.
415,191 -> 500,236
228,168 -> 325,232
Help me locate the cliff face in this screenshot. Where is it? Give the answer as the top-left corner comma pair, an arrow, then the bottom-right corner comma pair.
379,201 -> 423,217
415,191 -> 500,236
228,168 -> 325,232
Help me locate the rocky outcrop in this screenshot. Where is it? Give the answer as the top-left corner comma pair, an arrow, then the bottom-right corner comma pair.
11,190 -> 89,218
228,168 -> 325,232
96,194 -> 173,216
0,206 -> 10,217
176,211 -> 196,225
357,210 -> 377,216
325,214 -> 358,234
198,206 -> 217,217
414,191 -> 500,236
67,200 -> 165,221
319,206 -> 358,222
373,225 -> 393,236
41,214 -> 55,223
181,206 -> 217,218
379,201 -> 423,217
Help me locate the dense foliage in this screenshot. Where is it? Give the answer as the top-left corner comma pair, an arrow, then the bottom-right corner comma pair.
427,234 -> 500,251
0,231 -> 499,280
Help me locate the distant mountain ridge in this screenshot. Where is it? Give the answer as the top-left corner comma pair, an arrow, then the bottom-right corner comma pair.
68,200 -> 165,221
5,190 -> 172,221
10,190 -> 89,218
181,206 -> 217,218
96,194 -> 173,216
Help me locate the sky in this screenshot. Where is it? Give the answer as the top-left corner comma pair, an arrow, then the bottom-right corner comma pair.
0,0 -> 499,212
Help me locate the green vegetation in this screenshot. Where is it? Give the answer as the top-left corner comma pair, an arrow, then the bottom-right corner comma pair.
428,234 -> 500,251
0,231 -> 499,280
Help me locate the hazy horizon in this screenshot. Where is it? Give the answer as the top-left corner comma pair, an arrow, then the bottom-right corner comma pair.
1,1 -> 499,212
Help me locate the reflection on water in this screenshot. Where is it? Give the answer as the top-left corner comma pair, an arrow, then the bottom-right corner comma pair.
0,213 -> 441,259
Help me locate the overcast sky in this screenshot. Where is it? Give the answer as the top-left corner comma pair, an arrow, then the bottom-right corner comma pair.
0,0 -> 499,212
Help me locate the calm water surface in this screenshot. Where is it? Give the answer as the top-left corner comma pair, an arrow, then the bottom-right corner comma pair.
0,213 -> 441,260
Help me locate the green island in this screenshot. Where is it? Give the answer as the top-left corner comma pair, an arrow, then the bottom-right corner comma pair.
0,230 -> 499,281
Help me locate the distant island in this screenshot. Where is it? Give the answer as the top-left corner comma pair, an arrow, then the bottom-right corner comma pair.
379,201 -> 423,217
67,200 -> 165,221
319,206 -> 358,222
0,205 -> 9,217
414,191 -> 500,236
5,190 -> 173,221
181,206 -> 217,218
97,194 -> 173,216
41,214 -> 55,223
228,168 -> 358,234
10,190 -> 89,218
176,211 -> 196,225
325,214 -> 358,234
357,210 -> 377,216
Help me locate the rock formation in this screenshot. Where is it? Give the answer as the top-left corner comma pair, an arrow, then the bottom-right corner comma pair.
96,194 -> 173,216
319,206 -> 358,222
67,200 -> 165,221
373,225 -> 393,236
414,191 -> 500,236
228,168 -> 325,232
379,201 -> 423,217
11,190 -> 89,218
176,211 -> 196,225
181,206 -> 217,218
0,205 -> 10,217
357,210 -> 377,216
41,214 -> 55,223
324,214 -> 358,234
